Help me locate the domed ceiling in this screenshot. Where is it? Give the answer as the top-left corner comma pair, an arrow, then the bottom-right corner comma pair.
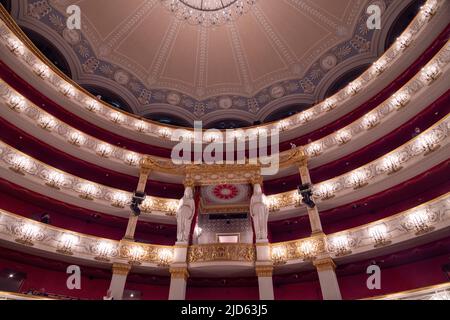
10,0 -> 403,124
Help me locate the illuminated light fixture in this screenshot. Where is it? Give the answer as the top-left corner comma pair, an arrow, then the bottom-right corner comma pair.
403,210 -> 436,235
7,95 -> 27,112
420,0 -> 438,21
370,59 -> 387,75
335,129 -> 352,145
6,38 -> 25,55
380,154 -> 404,174
56,233 -> 79,255
299,239 -> 319,261
194,225 -> 203,238
391,91 -> 410,110
161,0 -> 256,27
44,171 -> 66,190
166,200 -> 180,216
94,241 -> 115,262
414,131 -> 441,155
362,113 -> 379,130
297,110 -> 314,124
109,112 -> 124,124
264,196 -> 280,212
306,143 -> 323,157
315,183 -> 336,200
368,224 -> 391,247
277,120 -> 290,132
59,83 -> 76,97
37,114 -> 58,131
78,183 -> 99,200
292,192 -> 302,207
124,152 -> 140,166
134,120 -> 148,133
85,99 -> 100,112
396,33 -> 412,51
158,128 -> 171,139
96,143 -> 114,158
8,154 -> 33,175
348,169 -> 369,190
68,131 -> 86,147
271,246 -> 287,266
157,248 -> 173,267
421,63 -> 441,85
346,80 -> 362,96
127,245 -> 146,265
32,63 -> 50,79
111,192 -> 130,208
14,223 -> 43,246
322,98 -> 337,112
330,235 -> 352,256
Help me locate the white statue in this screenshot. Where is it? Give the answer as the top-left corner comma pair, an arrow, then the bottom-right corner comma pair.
176,187 -> 195,242
250,184 -> 269,240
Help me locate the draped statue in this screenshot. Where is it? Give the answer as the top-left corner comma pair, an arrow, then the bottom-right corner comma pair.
250,184 -> 269,240
176,187 -> 195,243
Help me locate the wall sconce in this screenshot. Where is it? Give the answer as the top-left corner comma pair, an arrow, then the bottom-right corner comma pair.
380,154 -> 403,174
158,128 -> 171,139
414,131 -> 441,155
264,196 -> 280,212
391,91 -> 410,110
348,169 -> 370,189
403,210 -> 436,235
396,33 -> 412,51
271,246 -> 287,266
96,143 -> 113,158
8,154 -> 34,175
56,233 -> 79,255
329,235 -> 353,256
165,200 -> 179,216
277,120 -> 290,132
297,110 -> 314,124
306,143 -> 323,157
314,183 -> 336,200
124,152 -> 140,166
44,171 -> 66,190
347,80 -> 362,96
109,112 -> 124,124
85,99 -> 100,112
37,114 -> 57,131
371,59 -> 387,76
299,239 -> 319,261
14,223 -> 43,246
420,1 -> 438,21
32,63 -> 50,79
68,131 -> 86,147
421,64 -> 441,85
59,83 -> 76,97
157,248 -> 173,267
134,120 -> 148,133
78,183 -> 99,200
93,241 -> 116,262
111,192 -> 130,208
127,245 -> 146,265
141,198 -> 154,213
6,38 -> 25,56
322,98 -> 337,112
335,129 -> 352,145
362,113 -> 379,130
368,224 -> 391,247
7,95 -> 27,112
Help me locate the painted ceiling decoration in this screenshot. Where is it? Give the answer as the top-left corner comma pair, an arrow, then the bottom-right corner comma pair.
11,0 -> 397,123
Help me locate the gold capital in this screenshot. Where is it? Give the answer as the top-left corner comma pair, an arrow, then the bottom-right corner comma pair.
170,267 -> 190,280
255,266 -> 274,277
112,263 -> 132,275
313,257 -> 336,272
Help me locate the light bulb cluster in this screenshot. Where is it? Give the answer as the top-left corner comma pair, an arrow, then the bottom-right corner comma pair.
271,246 -> 287,266
368,224 -> 391,247
127,245 -> 147,265
8,154 -> 34,175
57,233 -> 79,255
298,239 -> 320,261
37,114 -> 57,131
347,169 -> 370,190
380,154 -> 403,174
68,131 -> 86,147
157,248 -> 173,267
44,171 -> 66,190
93,241 -> 116,262
13,223 -> 43,246
402,210 -> 436,235
111,192 -> 130,208
77,183 -> 100,201
7,95 -> 27,112
329,235 -> 353,256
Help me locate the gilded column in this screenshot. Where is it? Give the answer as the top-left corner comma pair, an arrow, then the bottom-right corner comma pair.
168,266 -> 189,300
106,263 -> 131,300
255,265 -> 275,300
313,257 -> 342,300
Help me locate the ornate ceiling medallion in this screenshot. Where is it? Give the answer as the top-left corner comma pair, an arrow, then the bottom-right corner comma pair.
161,0 -> 256,27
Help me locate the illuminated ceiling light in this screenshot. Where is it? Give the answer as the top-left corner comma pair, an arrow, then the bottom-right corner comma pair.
314,183 -> 336,200
161,0 -> 256,27
59,83 -> 76,97
157,248 -> 173,267
68,131 -> 86,147
297,110 -> 314,124
124,152 -> 140,166
348,169 -> 370,190
56,233 -> 79,255
380,154 -> 404,174
14,223 -> 43,246
329,235 -> 352,256
134,120 -> 148,133
37,114 -> 58,131
335,129 -> 352,145
94,241 -> 116,262
403,210 -> 436,235
391,91 -> 410,110
414,131 -> 441,155
421,63 -> 441,85
78,183 -> 99,201
96,143 -> 114,158
7,95 -> 27,112
8,154 -> 34,175
298,239 -> 319,261
306,142 -> 323,157
85,99 -> 100,112
44,171 -> 66,190
109,112 -> 125,124
271,246 -> 287,266
6,38 -> 25,56
32,63 -> 50,79
368,224 -> 391,247
127,245 -> 146,265
346,80 -> 362,96
111,192 -> 130,208
322,98 -> 337,112
362,113 -> 379,130
396,33 -> 412,51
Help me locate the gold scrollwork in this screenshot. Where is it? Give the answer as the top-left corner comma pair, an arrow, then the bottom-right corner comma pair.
188,244 -> 256,263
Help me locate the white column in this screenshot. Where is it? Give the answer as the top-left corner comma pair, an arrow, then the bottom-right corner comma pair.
168,243 -> 189,300
256,265 -> 275,300
107,263 -> 131,300
314,257 -> 342,300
